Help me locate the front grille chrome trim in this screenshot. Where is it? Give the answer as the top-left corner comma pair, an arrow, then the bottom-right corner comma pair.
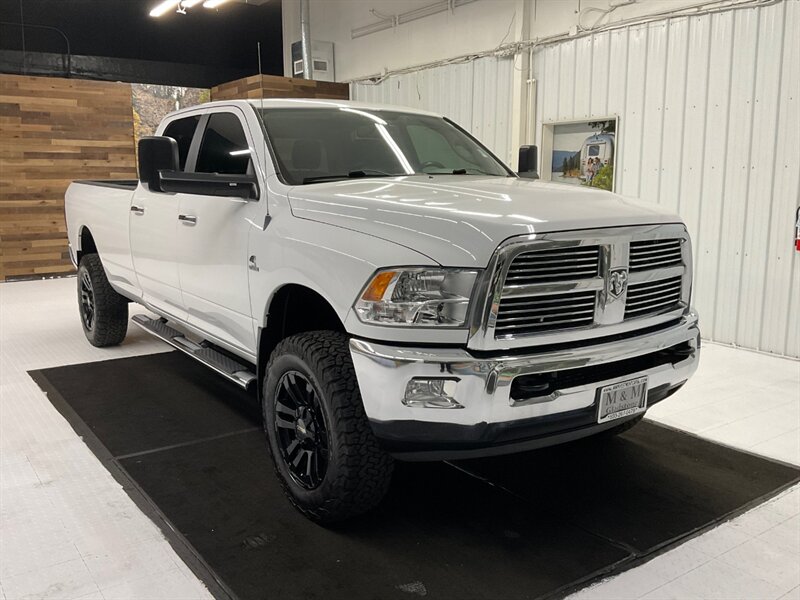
466,224 -> 692,351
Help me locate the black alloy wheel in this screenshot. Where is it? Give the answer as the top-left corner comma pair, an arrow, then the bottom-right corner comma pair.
263,331 -> 394,522
274,371 -> 330,489
79,270 -> 96,330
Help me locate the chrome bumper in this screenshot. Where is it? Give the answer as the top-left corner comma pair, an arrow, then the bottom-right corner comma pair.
350,312 -> 700,458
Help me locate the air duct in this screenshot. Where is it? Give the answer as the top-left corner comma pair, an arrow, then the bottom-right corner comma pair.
300,0 -> 312,79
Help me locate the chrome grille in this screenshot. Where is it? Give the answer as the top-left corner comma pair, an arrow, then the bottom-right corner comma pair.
629,239 -> 683,272
471,224 -> 691,351
504,246 -> 600,285
495,290 -> 596,336
625,276 -> 683,319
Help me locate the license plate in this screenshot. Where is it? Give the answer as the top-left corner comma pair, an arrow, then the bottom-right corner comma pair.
597,376 -> 648,423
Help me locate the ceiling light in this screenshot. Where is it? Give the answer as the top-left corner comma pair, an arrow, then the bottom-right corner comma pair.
149,0 -> 180,17
203,0 -> 231,8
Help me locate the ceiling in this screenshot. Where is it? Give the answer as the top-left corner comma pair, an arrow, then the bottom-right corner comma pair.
0,0 -> 283,76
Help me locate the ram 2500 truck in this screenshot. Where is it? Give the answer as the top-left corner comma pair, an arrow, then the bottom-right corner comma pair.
65,99 -> 700,522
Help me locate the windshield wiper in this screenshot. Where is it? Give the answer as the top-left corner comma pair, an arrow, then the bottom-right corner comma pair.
425,168 -> 500,176
303,170 -> 398,184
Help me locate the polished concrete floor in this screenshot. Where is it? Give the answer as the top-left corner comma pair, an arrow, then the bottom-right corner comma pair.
1,277 -> 798,599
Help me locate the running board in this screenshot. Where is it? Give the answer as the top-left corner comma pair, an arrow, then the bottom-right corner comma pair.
132,314 -> 257,390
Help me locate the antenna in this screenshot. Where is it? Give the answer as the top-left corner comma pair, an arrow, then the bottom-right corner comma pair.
257,42 -> 268,197
257,41 -> 264,101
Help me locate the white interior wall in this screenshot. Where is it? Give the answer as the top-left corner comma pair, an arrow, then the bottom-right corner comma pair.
281,0 -> 521,81
281,0 -> 711,82
351,56 -> 517,165
532,1 -> 800,357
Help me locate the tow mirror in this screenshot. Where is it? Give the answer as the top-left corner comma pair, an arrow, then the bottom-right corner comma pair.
159,172 -> 259,201
518,145 -> 539,179
138,136 -> 179,192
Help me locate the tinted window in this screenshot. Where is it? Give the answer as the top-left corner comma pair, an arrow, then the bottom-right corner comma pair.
407,125 -> 484,172
163,115 -> 200,170
588,144 -> 601,157
196,112 -> 251,175
257,108 -> 510,185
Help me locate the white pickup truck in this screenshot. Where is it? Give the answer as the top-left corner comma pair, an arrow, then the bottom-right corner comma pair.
65,99 -> 700,522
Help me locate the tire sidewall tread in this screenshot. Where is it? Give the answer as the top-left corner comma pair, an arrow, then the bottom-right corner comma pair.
263,330 -> 393,523
77,254 -> 128,348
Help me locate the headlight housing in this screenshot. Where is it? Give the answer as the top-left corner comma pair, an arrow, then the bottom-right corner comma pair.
354,268 -> 479,327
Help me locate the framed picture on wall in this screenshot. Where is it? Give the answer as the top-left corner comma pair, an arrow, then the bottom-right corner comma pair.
540,118 -> 618,192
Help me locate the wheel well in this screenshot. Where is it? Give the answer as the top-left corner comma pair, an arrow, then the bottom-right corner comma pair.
257,285 -> 346,391
78,227 -> 97,262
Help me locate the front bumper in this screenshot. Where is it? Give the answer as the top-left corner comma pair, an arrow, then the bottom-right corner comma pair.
350,312 -> 700,460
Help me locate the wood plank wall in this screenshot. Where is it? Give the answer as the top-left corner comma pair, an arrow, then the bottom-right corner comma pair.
0,73 -> 347,281
211,74 -> 349,101
0,75 -> 137,281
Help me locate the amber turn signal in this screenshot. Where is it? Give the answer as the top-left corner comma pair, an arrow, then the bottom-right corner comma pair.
361,271 -> 397,302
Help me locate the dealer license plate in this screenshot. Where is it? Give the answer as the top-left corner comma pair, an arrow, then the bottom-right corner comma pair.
597,376 -> 648,423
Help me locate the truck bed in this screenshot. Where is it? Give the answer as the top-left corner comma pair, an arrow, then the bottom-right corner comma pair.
65,179 -> 140,297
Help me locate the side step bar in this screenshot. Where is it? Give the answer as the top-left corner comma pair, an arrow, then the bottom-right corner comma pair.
132,314 -> 257,390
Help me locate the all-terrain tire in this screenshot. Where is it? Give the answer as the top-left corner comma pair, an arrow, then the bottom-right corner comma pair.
77,253 -> 128,347
263,331 -> 394,523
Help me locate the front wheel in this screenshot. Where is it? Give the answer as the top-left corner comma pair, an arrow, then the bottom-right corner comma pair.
263,331 -> 394,523
77,254 -> 128,347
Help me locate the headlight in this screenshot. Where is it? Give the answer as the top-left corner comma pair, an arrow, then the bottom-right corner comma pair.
354,268 -> 479,326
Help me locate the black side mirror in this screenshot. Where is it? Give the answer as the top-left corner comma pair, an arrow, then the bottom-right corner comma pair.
518,145 -> 539,179
138,136 -> 179,192
159,172 -> 259,201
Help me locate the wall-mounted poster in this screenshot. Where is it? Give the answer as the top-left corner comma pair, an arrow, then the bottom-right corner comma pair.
545,119 -> 617,192
131,84 -> 210,143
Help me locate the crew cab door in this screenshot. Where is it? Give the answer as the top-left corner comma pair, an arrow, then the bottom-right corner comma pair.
175,109 -> 262,357
129,114 -> 201,320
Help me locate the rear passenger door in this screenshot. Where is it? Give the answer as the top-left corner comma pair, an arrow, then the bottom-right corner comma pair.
129,114 -> 200,320
175,109 -> 262,358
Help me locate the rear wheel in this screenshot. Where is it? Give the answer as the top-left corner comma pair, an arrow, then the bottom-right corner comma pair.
263,331 -> 394,523
77,254 -> 128,347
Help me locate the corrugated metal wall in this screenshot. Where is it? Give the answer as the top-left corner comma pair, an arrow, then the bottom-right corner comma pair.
534,0 -> 799,357
351,56 -> 517,165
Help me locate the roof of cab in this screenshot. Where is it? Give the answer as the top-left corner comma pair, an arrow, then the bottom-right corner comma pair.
165,98 -> 441,119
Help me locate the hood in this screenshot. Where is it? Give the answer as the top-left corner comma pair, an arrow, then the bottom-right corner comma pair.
287,175 -> 682,267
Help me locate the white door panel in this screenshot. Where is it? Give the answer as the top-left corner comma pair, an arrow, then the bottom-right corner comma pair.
175,109 -> 261,356
128,188 -> 186,320
177,195 -> 259,355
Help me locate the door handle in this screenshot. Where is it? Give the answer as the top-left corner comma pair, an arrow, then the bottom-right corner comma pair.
130,205 -> 145,215
248,255 -> 259,272
178,214 -> 197,225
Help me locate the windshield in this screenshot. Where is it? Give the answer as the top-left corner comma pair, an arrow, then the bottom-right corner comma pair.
256,107 -> 512,185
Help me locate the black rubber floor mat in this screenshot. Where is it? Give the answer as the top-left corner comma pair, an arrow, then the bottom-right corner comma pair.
31,352 -> 800,600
